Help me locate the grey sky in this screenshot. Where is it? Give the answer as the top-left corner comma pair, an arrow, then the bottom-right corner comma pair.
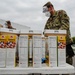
0,0 -> 75,37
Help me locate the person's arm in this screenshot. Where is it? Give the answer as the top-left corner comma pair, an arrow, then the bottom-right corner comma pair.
59,10 -> 70,30
44,18 -> 51,29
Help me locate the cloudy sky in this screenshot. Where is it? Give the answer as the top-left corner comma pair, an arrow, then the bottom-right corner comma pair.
0,0 -> 75,37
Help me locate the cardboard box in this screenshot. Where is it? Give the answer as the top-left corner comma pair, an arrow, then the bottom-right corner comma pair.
0,34 -> 7,67
58,35 -> 66,66
19,30 -> 42,67
44,30 -> 66,67
6,34 -> 17,67
19,48 -> 28,67
33,48 -> 42,67
19,35 -> 28,67
48,36 -> 57,67
33,35 -> 42,67
0,28 -> 19,67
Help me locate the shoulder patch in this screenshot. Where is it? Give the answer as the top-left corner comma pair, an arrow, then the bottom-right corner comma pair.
64,14 -> 67,17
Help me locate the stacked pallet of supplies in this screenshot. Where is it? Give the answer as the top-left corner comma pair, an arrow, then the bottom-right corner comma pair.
44,30 -> 66,67
19,30 -> 42,68
0,28 -> 19,68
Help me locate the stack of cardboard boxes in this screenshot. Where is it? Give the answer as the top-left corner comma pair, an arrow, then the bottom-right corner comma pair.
19,30 -> 42,67
0,28 -> 67,68
44,30 -> 66,67
0,28 -> 19,67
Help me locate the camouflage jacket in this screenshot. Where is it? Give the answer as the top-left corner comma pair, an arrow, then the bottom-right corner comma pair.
44,10 -> 71,45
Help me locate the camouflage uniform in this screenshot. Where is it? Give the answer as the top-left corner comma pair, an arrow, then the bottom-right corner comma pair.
44,2 -> 74,75
44,10 -> 72,45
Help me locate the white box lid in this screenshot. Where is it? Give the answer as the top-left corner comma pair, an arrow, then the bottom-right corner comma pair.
20,30 -> 42,34
44,30 -> 66,34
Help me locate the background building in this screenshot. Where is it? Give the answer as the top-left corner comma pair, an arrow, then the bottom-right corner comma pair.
0,19 -> 30,30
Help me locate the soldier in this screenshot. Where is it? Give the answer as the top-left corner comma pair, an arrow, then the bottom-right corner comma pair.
43,1 -> 74,75
5,21 -> 16,29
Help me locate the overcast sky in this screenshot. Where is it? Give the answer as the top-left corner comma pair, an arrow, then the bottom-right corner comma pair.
0,0 -> 75,37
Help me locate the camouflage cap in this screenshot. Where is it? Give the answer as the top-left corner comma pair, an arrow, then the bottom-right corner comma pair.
43,2 -> 53,8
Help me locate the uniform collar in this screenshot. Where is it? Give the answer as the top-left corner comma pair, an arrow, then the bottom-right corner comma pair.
51,10 -> 57,17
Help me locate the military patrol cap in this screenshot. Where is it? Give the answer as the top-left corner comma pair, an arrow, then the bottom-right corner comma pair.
43,2 -> 53,8
43,2 -> 53,13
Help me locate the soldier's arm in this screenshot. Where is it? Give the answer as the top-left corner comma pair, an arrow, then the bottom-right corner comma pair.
44,18 -> 50,29
59,10 -> 70,30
